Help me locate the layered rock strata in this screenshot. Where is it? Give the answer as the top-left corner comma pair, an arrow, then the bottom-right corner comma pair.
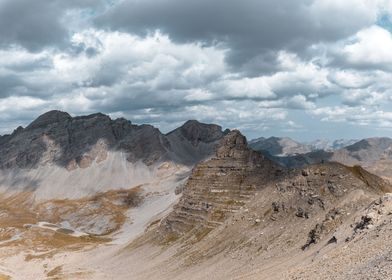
160,130 -> 279,241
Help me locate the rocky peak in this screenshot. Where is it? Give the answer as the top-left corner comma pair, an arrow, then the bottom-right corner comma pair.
26,110 -> 71,130
169,120 -> 225,146
0,112 -> 231,169
0,111 -> 166,169
216,130 -> 263,161
346,137 -> 392,152
12,126 -> 24,135
216,130 -> 249,158
159,129 -> 278,244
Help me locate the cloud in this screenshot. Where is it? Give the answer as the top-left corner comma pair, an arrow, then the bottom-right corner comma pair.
0,30 -> 326,135
3,27 -> 392,137
0,0 -> 107,51
343,25 -> 392,68
0,0 -> 68,51
96,0 -> 381,73
327,70 -> 374,89
1,0 -> 392,140
311,105 -> 392,129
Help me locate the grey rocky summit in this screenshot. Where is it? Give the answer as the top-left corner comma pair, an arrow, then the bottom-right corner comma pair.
0,110 -> 228,169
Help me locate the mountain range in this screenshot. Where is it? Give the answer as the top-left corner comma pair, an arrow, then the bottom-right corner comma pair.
249,136 -> 358,156
0,111 -> 392,279
250,136 -> 392,181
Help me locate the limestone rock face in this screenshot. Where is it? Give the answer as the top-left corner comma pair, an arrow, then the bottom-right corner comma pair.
0,111 -> 228,169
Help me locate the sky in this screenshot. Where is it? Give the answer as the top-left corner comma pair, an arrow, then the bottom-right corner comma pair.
1,0 -> 392,141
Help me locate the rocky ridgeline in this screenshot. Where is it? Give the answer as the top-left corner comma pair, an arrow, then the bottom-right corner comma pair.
160,130 -> 279,242
0,111 -> 226,169
262,137 -> 392,180
157,129 -> 392,253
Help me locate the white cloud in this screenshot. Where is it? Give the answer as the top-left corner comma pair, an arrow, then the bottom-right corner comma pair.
328,70 -> 373,89
343,25 -> 392,67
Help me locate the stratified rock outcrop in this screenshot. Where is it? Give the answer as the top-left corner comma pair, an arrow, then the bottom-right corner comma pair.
160,130 -> 279,242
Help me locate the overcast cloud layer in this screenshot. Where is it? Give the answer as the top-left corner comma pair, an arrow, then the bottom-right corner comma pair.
1,0 -> 392,140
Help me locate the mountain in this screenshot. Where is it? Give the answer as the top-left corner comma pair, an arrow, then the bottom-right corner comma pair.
249,136 -> 357,156
272,137 -> 392,180
0,111 -> 227,170
249,136 -> 311,156
331,137 -> 392,179
306,138 -> 358,151
0,111 -> 230,249
1,112 -> 392,280
0,111 -> 168,169
126,130 -> 392,280
158,130 -> 279,242
165,120 -> 229,164
0,111 -> 227,199
0,111 -> 233,279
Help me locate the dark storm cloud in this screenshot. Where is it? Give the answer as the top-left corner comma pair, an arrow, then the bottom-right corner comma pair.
0,0 -> 68,51
0,0 -> 106,51
96,0 -> 376,72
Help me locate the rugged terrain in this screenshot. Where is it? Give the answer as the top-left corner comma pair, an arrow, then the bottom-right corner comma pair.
251,136 -> 392,181
117,131 -> 392,280
0,111 -> 226,279
0,111 -> 392,279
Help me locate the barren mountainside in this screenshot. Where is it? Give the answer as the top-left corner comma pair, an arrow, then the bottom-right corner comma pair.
127,129 -> 392,280
0,111 -> 227,169
1,111 -> 392,280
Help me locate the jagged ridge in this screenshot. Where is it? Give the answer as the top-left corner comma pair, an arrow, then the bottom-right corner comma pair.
0,110 -> 227,169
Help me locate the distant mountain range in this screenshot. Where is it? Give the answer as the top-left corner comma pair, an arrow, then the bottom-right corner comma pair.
250,136 -> 392,180
249,136 -> 358,156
